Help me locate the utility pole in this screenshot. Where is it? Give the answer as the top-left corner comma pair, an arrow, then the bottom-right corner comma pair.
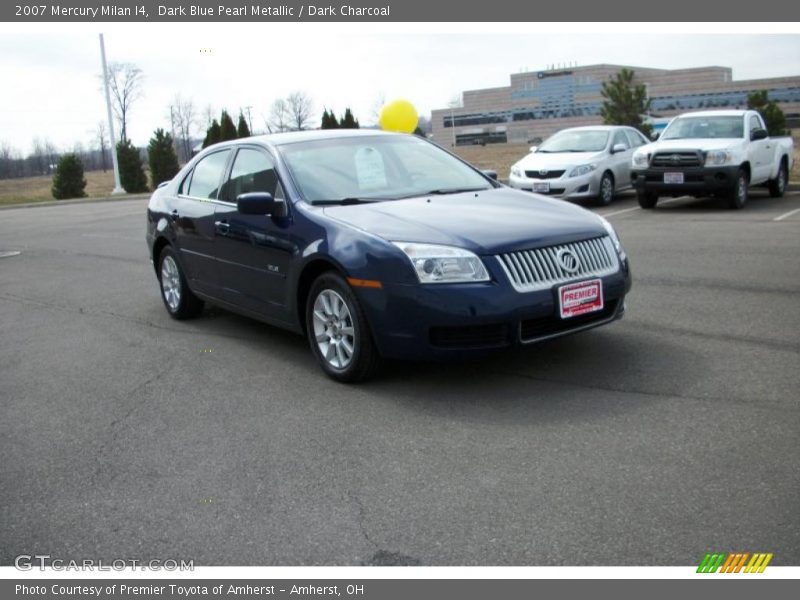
99,33 -> 125,194
169,105 -> 180,161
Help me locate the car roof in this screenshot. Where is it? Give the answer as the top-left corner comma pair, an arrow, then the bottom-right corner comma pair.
558,125 -> 632,132
248,128 -> 400,147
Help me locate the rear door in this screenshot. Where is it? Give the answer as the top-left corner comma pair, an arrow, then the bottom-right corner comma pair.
173,149 -> 231,296
212,146 -> 294,319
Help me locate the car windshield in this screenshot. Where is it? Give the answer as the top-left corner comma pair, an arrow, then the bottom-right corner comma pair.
279,135 -> 494,204
661,116 -> 744,140
537,130 -> 609,153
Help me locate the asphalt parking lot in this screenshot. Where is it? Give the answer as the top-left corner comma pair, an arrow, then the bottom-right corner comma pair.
1,189 -> 799,566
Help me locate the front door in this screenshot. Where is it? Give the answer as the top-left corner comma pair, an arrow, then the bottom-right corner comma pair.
213,147 -> 294,319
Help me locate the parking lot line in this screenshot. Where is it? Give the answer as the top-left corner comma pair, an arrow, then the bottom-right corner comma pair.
773,207 -> 800,222
600,196 -> 686,218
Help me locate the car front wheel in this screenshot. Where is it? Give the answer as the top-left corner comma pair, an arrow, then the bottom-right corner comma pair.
597,172 -> 615,206
728,169 -> 748,209
637,190 -> 658,209
306,272 -> 380,383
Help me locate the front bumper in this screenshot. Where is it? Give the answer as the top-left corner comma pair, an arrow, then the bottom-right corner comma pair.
631,165 -> 740,195
357,257 -> 632,361
508,170 -> 601,200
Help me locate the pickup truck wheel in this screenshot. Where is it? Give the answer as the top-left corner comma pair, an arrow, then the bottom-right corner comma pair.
768,161 -> 787,198
306,272 -> 380,383
597,172 -> 615,206
728,169 -> 748,209
637,190 -> 658,209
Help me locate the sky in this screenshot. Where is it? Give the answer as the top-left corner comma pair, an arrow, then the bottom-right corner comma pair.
1,26 -> 799,154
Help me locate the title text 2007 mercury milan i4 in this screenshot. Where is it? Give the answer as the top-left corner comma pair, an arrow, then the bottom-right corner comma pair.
146,130 -> 631,382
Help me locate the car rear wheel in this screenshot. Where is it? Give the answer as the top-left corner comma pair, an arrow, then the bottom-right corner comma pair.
637,190 -> 658,209
306,272 -> 380,383
768,161 -> 787,198
727,169 -> 748,209
597,172 -> 615,206
158,246 -> 204,319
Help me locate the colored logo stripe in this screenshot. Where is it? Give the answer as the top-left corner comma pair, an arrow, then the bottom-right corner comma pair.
697,552 -> 773,573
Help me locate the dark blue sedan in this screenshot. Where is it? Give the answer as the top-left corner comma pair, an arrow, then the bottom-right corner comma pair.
146,130 -> 631,381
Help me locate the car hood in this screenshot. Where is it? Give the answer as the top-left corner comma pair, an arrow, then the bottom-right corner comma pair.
322,188 -> 607,255
641,138 -> 743,153
515,150 -> 607,171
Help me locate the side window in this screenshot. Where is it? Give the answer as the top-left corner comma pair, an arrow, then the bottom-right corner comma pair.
612,130 -> 629,149
625,129 -> 645,148
223,148 -> 282,203
186,150 -> 230,199
749,114 -> 764,133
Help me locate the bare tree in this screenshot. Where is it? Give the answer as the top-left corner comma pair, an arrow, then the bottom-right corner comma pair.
370,92 -> 387,126
202,104 -> 216,127
267,98 -> 291,133
0,141 -> 17,179
286,91 -> 314,131
104,62 -> 144,141
96,121 -> 109,172
171,94 -> 198,162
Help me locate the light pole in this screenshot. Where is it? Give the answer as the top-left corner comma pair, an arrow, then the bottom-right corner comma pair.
99,33 -> 125,194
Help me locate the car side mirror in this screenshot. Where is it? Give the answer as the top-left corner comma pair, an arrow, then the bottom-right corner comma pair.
650,131 -> 660,141
611,143 -> 628,154
237,192 -> 288,218
750,128 -> 768,141
529,146 -> 538,153
482,169 -> 498,181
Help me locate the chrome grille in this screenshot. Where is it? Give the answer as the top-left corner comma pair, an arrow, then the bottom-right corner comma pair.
524,169 -> 566,180
497,236 -> 619,292
651,151 -> 702,167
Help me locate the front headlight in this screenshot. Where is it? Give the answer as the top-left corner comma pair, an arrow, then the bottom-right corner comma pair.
510,165 -> 523,178
568,163 -> 597,178
632,151 -> 649,168
705,149 -> 733,166
392,242 -> 490,284
598,217 -> 626,261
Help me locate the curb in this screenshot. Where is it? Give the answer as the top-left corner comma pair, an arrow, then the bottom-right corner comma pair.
0,194 -> 150,211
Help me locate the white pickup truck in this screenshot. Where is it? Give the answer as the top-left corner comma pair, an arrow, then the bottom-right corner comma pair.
630,110 -> 794,209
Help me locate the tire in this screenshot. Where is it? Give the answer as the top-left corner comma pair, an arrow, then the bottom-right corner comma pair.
157,246 -> 204,319
597,172 -> 615,206
637,190 -> 658,209
768,160 -> 787,198
305,272 -> 380,383
727,169 -> 749,209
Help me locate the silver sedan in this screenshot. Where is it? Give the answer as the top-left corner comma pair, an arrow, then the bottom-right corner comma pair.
508,125 -> 649,205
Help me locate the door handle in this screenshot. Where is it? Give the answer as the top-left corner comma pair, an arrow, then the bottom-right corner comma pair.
214,220 -> 230,234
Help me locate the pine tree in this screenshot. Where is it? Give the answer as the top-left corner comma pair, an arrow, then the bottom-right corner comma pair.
203,119 -> 221,148
51,153 -> 87,199
237,112 -> 251,138
321,109 -> 338,129
219,110 -> 238,141
747,90 -> 788,136
600,69 -> 652,136
116,139 -> 148,193
148,128 -> 180,188
339,108 -> 359,129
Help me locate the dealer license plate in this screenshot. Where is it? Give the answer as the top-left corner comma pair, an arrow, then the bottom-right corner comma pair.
664,172 -> 684,184
532,181 -> 550,193
558,278 -> 604,319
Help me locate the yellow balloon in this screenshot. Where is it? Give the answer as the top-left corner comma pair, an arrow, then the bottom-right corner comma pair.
379,99 -> 418,133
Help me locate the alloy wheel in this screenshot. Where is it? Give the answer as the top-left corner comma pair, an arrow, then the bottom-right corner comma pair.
312,289 -> 356,369
160,255 -> 182,312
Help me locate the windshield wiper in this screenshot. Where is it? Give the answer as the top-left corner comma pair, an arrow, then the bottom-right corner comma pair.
311,197 -> 382,206
398,187 -> 490,199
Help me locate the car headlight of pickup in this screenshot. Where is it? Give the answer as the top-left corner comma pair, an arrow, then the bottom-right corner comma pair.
632,151 -> 649,168
568,163 -> 597,178
598,217 -> 626,261
705,149 -> 733,166
510,165 -> 523,178
392,242 -> 490,284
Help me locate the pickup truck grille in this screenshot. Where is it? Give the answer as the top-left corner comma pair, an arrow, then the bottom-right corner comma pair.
651,151 -> 703,168
524,169 -> 566,180
497,236 -> 619,292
